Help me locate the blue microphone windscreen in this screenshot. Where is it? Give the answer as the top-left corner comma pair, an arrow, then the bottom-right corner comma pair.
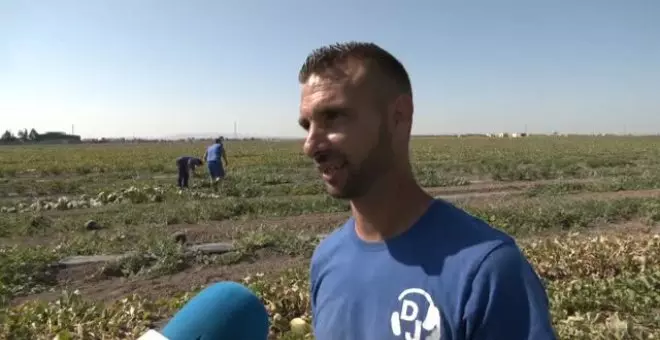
161,281 -> 270,340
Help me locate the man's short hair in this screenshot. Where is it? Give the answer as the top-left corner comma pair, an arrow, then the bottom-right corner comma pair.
298,41 -> 412,96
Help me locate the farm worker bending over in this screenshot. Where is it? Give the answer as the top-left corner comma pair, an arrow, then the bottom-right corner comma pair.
299,42 -> 557,340
175,156 -> 203,188
204,137 -> 229,189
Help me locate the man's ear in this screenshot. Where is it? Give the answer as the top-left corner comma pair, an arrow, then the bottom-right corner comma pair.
393,94 -> 413,127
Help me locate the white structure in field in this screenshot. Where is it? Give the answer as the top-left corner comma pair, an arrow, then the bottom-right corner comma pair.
492,132 -> 528,138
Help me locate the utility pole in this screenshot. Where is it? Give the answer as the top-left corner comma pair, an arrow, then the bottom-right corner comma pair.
234,121 -> 238,139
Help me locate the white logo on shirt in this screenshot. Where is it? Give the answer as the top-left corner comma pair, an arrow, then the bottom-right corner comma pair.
390,288 -> 442,340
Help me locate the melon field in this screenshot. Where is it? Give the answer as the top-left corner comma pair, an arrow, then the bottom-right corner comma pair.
1,136 -> 660,339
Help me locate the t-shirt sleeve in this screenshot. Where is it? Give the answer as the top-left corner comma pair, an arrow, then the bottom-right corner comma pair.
463,244 -> 557,340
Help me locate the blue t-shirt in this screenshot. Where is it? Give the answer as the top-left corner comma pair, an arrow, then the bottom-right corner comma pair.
205,143 -> 224,162
310,199 -> 556,340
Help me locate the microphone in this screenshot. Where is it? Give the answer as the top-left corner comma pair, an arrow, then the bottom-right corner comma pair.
137,281 -> 270,340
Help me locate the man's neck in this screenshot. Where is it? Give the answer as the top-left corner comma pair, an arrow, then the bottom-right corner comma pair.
351,171 -> 434,242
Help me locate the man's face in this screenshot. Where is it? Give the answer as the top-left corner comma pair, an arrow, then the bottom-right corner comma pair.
299,64 -> 395,199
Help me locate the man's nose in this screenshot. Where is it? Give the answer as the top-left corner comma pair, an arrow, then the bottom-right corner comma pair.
303,124 -> 330,158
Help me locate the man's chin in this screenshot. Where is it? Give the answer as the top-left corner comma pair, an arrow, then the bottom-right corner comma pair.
324,183 -> 355,200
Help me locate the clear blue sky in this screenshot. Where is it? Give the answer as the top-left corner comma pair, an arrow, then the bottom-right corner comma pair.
1,0 -> 659,139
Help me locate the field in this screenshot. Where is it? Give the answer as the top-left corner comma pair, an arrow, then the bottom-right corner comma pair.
2,135 -> 660,339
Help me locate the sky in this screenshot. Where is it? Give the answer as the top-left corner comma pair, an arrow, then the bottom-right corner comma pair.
1,0 -> 659,139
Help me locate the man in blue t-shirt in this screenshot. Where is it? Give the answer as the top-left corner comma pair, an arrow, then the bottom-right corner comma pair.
297,42 -> 557,340
204,137 -> 229,190
175,156 -> 203,188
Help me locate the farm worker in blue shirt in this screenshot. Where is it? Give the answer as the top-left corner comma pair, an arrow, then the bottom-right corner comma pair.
175,156 -> 203,188
297,42 -> 557,340
204,137 -> 229,189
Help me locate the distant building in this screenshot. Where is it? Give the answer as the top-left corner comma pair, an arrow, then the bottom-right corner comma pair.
489,132 -> 529,138
37,131 -> 82,144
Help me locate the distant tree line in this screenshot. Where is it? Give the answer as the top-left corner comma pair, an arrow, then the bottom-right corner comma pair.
0,129 -> 265,145
1,128 -> 40,143
0,129 -> 82,145
83,137 -> 262,144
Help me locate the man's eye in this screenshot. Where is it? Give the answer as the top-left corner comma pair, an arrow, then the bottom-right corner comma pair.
326,110 -> 347,122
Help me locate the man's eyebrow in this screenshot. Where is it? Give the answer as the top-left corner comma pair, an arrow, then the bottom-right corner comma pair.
298,104 -> 349,128
312,106 -> 347,118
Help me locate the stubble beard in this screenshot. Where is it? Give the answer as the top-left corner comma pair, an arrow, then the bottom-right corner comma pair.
327,121 -> 394,200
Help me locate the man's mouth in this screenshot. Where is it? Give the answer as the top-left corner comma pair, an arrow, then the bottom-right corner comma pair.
315,155 -> 348,180
318,162 -> 346,177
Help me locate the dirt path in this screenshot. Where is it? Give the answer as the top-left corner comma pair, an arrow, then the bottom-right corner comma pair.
164,187 -> 660,245
424,177 -> 600,196
11,250 -> 307,307
7,178 -> 660,307
23,177 -> 607,219
12,218 -> 658,308
3,183 -> 659,249
2,176 -> 601,201
516,219 -> 660,244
